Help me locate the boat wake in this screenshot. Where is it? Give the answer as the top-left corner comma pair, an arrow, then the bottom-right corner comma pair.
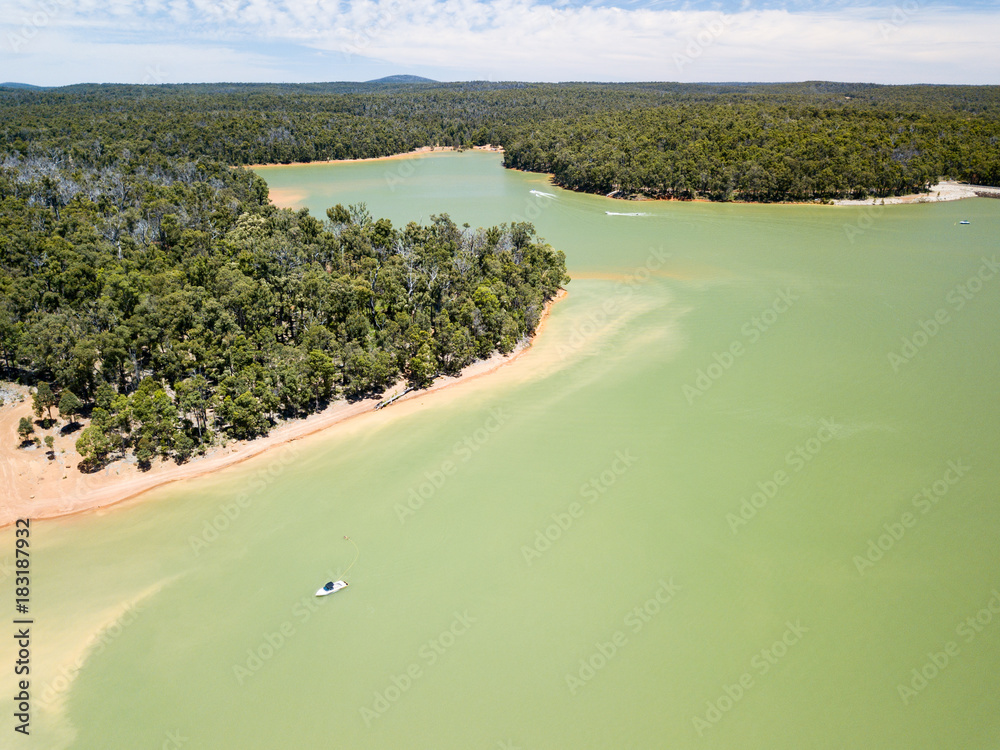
605,211 -> 650,216
530,190 -> 556,198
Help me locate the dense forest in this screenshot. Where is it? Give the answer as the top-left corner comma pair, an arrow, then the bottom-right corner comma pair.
0,147 -> 567,470
3,81 -> 998,201
2,79 -> 999,469
503,99 -> 1000,201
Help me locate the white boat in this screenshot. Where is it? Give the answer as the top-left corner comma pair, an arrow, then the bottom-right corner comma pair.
959,220 -> 970,225
316,580 -> 349,596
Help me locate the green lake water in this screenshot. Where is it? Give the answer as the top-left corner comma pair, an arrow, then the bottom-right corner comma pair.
6,151 -> 1000,748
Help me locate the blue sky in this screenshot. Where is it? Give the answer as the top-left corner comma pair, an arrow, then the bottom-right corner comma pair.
2,0 -> 997,85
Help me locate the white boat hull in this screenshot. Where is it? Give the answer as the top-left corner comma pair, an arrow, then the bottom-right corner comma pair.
316,580 -> 349,596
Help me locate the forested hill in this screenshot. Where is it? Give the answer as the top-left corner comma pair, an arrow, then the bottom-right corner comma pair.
0,148 -> 567,470
2,81 -> 998,200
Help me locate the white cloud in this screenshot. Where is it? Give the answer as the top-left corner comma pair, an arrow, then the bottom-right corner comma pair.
2,31 -> 292,84
1,0 -> 996,83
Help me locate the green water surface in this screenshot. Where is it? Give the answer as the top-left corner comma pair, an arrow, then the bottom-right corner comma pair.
8,152 -> 1000,749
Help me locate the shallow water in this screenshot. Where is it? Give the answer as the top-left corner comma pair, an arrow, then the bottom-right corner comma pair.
7,152 -> 1000,748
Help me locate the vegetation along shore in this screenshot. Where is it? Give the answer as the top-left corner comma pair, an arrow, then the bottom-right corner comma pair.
3,78 -> 999,521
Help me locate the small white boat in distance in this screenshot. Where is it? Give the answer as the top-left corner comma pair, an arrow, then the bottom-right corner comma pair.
959,220 -> 971,225
316,580 -> 349,596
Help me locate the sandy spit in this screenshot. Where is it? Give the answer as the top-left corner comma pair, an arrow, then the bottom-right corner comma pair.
0,290 -> 564,528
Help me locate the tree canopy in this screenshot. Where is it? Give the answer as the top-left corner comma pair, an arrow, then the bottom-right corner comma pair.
3,80 -> 997,201
0,142 -> 567,471
4,78 -> 998,468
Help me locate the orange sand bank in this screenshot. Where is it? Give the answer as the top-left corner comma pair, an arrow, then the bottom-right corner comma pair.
244,144 -> 503,171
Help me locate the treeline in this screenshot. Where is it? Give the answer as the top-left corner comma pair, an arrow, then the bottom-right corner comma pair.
0,82 -> 661,167
1,79 -> 997,467
2,80 -> 999,200
502,100 -> 1000,201
0,152 -> 567,470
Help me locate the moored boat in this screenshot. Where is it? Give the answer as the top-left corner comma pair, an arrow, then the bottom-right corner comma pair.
316,580 -> 349,596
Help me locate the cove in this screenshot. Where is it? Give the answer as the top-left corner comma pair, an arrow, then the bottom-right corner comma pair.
12,151 -> 1000,749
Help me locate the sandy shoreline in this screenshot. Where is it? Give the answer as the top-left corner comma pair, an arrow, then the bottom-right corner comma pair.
832,180 -> 1000,206
505,170 -> 999,207
0,289 -> 563,528
614,180 -> 1000,206
248,148 -> 994,208
243,144 -> 503,171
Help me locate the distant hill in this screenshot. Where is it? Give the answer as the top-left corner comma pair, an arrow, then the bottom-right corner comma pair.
366,75 -> 437,84
0,82 -> 47,90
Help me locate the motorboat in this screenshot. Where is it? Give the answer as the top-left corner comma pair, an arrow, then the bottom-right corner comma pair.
316,580 -> 349,596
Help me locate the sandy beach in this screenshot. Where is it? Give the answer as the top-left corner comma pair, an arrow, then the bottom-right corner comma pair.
591,179 -> 1000,206
0,288 -> 563,528
243,144 -> 503,171
833,180 -> 1000,205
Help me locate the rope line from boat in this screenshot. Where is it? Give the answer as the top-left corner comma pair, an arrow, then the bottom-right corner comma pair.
341,535 -> 360,578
